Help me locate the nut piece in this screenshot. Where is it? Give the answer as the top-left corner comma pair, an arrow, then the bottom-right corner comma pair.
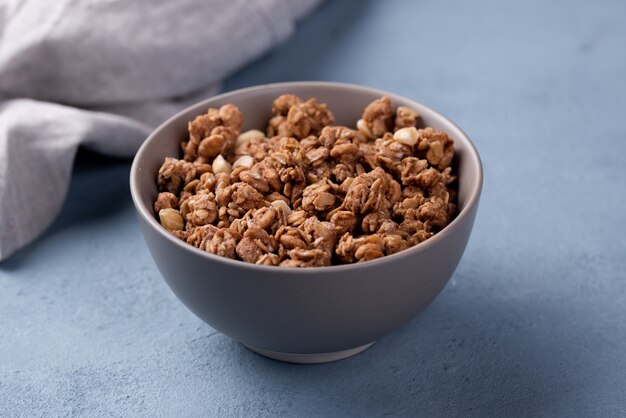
212,154 -> 232,175
235,129 -> 265,148
393,127 -> 419,146
271,199 -> 292,217
232,155 -> 254,169
356,118 -> 373,139
426,140 -> 444,165
159,208 -> 184,231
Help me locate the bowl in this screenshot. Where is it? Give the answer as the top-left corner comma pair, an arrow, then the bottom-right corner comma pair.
130,82 -> 483,363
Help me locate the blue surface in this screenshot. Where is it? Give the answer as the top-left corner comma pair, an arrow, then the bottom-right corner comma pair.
2,0 -> 626,416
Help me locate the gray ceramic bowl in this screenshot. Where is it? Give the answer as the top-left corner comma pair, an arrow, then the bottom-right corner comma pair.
130,82 -> 482,363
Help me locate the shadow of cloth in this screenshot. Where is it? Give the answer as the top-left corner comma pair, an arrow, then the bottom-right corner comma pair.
0,149 -> 133,270
52,149 -> 133,229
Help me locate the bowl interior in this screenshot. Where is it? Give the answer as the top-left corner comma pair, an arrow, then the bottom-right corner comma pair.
131,82 -> 482,264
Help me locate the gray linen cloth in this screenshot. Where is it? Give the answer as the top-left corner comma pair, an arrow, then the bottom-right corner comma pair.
0,0 -> 321,261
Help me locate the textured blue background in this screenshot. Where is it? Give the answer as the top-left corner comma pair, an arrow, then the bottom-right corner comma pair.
2,0 -> 626,416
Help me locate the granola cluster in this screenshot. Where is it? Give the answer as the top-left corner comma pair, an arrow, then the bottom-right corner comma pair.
154,95 -> 457,267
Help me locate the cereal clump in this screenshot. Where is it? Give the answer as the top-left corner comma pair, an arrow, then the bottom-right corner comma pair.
154,95 -> 457,267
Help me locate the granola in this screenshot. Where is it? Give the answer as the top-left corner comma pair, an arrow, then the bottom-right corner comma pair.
154,94 -> 457,266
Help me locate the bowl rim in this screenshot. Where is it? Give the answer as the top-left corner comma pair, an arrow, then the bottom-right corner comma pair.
130,81 -> 483,274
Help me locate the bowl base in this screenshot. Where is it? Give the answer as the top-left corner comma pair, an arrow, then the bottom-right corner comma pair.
244,342 -> 376,364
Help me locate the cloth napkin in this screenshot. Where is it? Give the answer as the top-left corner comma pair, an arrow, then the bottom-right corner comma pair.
0,0 -> 321,261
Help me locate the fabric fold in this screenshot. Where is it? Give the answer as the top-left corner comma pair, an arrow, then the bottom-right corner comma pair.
0,0 -> 323,261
